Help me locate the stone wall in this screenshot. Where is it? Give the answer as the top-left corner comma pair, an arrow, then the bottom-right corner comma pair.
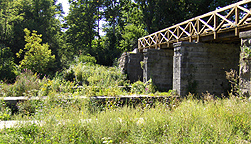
119,51 -> 143,82
239,30 -> 251,96
173,42 -> 240,96
143,49 -> 174,91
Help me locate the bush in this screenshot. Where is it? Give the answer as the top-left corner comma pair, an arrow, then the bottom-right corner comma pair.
131,81 -> 145,94
0,100 -> 11,120
131,79 -> 156,94
38,77 -> 75,96
1,69 -> 40,97
63,63 -> 127,87
63,63 -> 128,96
74,54 -> 97,65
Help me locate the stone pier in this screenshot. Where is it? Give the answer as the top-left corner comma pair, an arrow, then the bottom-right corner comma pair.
173,42 -> 240,96
142,49 -> 174,91
119,51 -> 143,83
239,30 -> 251,97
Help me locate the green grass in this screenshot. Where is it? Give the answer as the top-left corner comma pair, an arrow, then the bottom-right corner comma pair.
1,95 -> 251,143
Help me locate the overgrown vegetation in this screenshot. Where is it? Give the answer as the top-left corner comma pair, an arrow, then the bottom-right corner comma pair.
0,66 -> 251,143
1,94 -> 251,143
1,58 -> 251,143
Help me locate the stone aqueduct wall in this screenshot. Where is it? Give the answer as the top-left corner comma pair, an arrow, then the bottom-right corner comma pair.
142,49 -> 174,91
173,42 -> 239,96
119,30 -> 251,96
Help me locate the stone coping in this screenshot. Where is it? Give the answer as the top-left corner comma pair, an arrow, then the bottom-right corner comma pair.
0,95 -> 173,102
240,30 -> 251,38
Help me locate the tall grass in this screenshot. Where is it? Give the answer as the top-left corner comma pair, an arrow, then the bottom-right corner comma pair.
1,95 -> 251,143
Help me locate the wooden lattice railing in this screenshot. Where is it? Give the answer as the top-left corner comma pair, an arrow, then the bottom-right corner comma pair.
138,0 -> 251,50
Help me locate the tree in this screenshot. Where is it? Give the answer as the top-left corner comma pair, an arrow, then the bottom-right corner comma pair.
17,28 -> 55,75
135,0 -> 239,33
0,45 -> 17,82
65,0 -> 100,56
0,0 -> 23,46
120,24 -> 148,52
1,0 -> 64,70
118,1 -> 148,52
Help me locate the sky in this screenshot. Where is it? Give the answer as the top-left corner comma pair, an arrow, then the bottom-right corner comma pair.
57,0 -> 70,16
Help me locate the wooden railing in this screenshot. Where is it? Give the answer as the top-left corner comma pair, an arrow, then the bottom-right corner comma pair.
138,0 -> 251,50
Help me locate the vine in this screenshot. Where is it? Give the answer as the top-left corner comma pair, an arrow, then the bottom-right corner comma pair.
242,46 -> 251,61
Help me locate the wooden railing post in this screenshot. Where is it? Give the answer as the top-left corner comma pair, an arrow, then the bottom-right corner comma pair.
196,19 -> 200,42
235,6 -> 239,36
214,13 -> 218,39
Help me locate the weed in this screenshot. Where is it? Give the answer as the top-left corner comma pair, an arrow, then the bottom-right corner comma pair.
226,69 -> 241,97
0,100 -> 11,120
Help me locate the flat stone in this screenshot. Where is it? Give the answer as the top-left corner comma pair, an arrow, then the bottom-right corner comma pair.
240,30 -> 251,38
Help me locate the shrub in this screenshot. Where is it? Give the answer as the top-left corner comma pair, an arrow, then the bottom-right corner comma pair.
131,81 -> 145,94
74,54 -> 97,65
17,99 -> 43,116
14,69 -> 40,96
38,77 -> 75,96
131,79 -> 156,94
0,100 -> 11,120
63,63 -> 127,87
1,69 -> 40,97
17,28 -> 55,75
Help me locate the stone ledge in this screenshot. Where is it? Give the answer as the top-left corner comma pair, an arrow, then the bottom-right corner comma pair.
173,42 -> 200,47
239,30 -> 251,38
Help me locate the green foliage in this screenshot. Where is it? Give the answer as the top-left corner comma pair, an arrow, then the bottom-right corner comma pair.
17,28 -> 55,75
38,77 -> 75,96
131,81 -> 145,94
65,1 -> 99,56
120,24 -> 148,51
73,54 -> 97,65
226,69 -> 241,97
131,79 -> 156,94
0,0 -> 63,72
0,0 -> 24,44
64,63 -> 126,87
17,100 -> 42,116
0,100 -> 11,120
242,46 -> 251,60
0,46 -> 17,82
135,0 -> 239,33
63,63 -> 127,96
145,79 -> 157,94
